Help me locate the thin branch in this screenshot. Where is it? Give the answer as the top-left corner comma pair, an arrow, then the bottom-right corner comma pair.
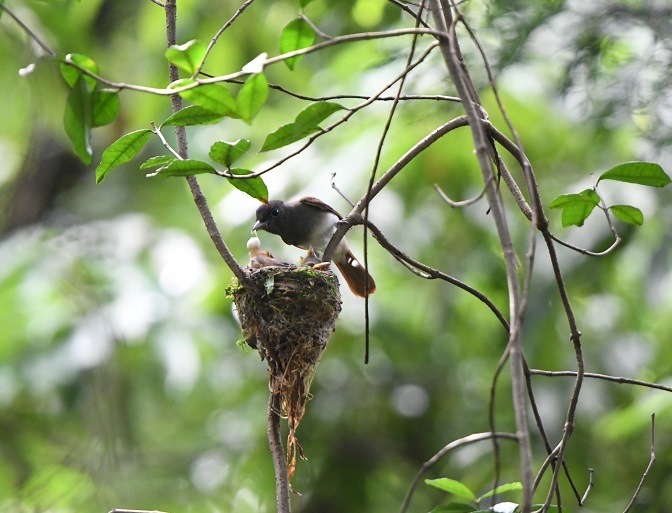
623,414 -> 656,513
1,2 -> 56,56
323,116 -> 469,261
163,0 -> 249,288
148,0 -> 165,6
529,369 -> 672,394
433,2 -> 533,510
434,181 -> 487,207
268,394 -> 292,513
400,432 -> 518,513
254,41 -> 441,180
580,468 -> 594,506
193,0 -> 257,77
61,28 -> 443,97
365,221 -> 510,332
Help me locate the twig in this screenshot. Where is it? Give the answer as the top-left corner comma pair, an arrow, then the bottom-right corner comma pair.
60,28 -> 444,97
193,0 -> 257,78
432,2 -> 533,510
529,369 -> 672,393
268,394 -> 292,513
365,221 -> 510,332
1,2 -> 56,56
434,182 -> 487,207
580,468 -> 594,506
400,432 -> 518,513
623,414 -> 655,513
163,0 -> 249,288
148,0 -> 165,6
323,116 -> 470,261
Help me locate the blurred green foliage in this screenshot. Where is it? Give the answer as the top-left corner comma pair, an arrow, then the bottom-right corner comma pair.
1,1 -> 671,513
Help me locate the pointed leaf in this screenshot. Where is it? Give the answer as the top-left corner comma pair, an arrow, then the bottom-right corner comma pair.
425,479 -> 476,502
549,189 -> 601,227
237,73 -> 268,124
609,204 -> 644,225
165,40 -> 207,75
96,129 -> 152,184
162,105 -> 225,127
140,155 -> 175,170
64,78 -> 93,165
227,169 -> 268,202
280,18 -> 316,70
260,122 -> 316,152
597,161 -> 670,187
293,101 -> 345,137
297,0 -> 316,7
209,139 -> 251,167
60,53 -> 99,90
91,89 -> 120,127
177,80 -> 238,117
157,159 -> 216,177
477,482 -> 523,502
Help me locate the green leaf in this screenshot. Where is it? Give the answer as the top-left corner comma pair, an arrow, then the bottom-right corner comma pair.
597,161 -> 670,187
477,482 -> 523,502
227,169 -> 268,202
95,129 -> 152,184
177,80 -> 238,117
549,189 -> 601,227
260,122 -> 314,152
237,73 -> 268,124
297,0 -> 316,7
609,205 -> 644,226
165,40 -> 207,75
162,105 -> 225,127
157,159 -> 216,177
209,139 -> 251,167
60,53 -> 99,90
280,18 -> 316,70
425,479 -> 476,502
430,502 -> 479,512
91,89 -> 120,127
140,156 -> 175,170
64,78 -> 93,165
293,101 -> 345,137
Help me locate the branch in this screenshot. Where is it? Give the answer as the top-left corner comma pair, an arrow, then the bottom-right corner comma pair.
268,394 -> 291,513
163,1 -> 249,287
430,2 -> 533,509
400,432 -> 518,513
61,28 -> 444,97
1,3 -> 56,56
529,369 -> 672,394
323,116 -> 469,261
623,414 -> 656,513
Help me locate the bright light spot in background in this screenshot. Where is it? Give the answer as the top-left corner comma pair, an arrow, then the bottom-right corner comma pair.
152,232 -> 206,296
156,328 -> 200,392
392,383 -> 429,417
352,0 -> 385,28
66,314 -> 114,369
191,449 -> 229,492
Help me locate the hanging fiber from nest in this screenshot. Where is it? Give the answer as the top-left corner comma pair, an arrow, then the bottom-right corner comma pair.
230,244 -> 342,478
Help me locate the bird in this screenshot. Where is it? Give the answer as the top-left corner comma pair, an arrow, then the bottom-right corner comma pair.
246,236 -> 291,269
253,196 -> 376,297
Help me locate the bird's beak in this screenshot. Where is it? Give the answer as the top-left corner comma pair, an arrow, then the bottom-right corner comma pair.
252,220 -> 265,232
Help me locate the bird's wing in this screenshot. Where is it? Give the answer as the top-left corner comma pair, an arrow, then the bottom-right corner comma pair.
297,196 -> 343,220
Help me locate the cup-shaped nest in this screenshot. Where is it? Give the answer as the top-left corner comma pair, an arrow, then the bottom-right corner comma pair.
231,265 -> 342,476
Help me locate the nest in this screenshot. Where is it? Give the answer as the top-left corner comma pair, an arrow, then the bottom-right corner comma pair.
230,265 -> 342,477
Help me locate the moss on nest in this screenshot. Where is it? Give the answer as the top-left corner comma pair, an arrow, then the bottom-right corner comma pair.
231,265 -> 342,477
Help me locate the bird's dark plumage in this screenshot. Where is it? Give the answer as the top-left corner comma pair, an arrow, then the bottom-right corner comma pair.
253,197 -> 375,297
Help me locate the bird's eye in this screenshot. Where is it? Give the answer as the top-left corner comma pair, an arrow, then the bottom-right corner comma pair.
270,207 -> 280,218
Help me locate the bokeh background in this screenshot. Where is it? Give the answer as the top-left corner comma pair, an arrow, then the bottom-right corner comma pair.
1,1 -> 672,512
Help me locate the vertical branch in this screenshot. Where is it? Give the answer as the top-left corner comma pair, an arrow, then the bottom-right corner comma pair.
163,0 -> 249,286
428,1 -> 534,510
268,394 -> 292,513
